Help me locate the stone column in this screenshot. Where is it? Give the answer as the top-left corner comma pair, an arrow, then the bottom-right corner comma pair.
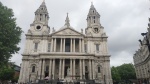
73,59 -> 76,79
70,38 -> 72,52
54,38 -> 56,52
73,39 -> 75,52
42,59 -> 45,79
51,38 -> 53,52
92,59 -> 95,79
49,59 -> 52,79
79,39 -> 82,52
70,59 -> 73,79
59,59 -> 62,79
89,59 -> 92,79
63,38 -> 66,52
62,59 -> 65,79
38,59 -> 42,79
80,59 -> 82,79
60,38 -> 62,52
82,39 -> 84,52
83,59 -> 85,79
52,59 -> 55,79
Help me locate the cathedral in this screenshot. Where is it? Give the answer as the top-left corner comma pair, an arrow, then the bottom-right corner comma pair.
18,1 -> 112,84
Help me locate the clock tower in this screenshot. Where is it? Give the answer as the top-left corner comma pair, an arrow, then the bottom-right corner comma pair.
27,1 -> 50,35
85,2 -> 107,37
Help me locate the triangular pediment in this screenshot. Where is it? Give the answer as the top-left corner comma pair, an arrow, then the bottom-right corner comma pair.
51,28 -> 84,36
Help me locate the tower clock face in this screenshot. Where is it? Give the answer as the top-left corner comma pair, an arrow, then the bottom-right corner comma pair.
35,24 -> 42,31
93,27 -> 99,33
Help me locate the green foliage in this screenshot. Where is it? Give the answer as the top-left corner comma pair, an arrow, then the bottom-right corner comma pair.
117,63 -> 136,80
111,63 -> 136,83
0,1 -> 23,66
111,66 -> 121,82
0,66 -> 15,81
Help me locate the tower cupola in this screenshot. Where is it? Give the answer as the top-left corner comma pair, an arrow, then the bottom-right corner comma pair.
33,1 -> 49,25
87,2 -> 101,27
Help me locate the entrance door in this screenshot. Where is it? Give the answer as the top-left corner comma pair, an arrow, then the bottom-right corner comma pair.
85,73 -> 89,80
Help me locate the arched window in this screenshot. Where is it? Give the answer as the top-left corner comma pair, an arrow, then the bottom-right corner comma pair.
97,65 -> 101,73
98,67 -> 100,73
32,66 -> 35,72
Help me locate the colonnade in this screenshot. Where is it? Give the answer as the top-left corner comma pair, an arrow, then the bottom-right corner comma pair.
51,38 -> 84,52
38,58 -> 96,80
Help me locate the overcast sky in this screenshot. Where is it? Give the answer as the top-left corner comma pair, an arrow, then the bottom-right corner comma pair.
1,0 -> 150,66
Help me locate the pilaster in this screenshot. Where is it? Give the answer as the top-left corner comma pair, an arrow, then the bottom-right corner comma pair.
42,59 -> 45,79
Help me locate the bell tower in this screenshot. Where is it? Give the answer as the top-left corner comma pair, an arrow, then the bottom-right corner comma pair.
85,2 -> 106,37
27,1 -> 50,35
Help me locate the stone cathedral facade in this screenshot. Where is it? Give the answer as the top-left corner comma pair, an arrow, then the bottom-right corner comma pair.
18,1 -> 112,84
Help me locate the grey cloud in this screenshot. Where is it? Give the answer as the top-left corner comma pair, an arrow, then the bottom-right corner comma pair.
0,0 -> 149,66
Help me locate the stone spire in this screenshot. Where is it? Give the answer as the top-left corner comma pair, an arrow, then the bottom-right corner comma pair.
33,1 -> 49,25
64,13 -> 70,28
87,2 -> 100,27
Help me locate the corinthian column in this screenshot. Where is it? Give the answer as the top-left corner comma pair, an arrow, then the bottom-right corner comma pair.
54,38 -> 56,52
83,59 -> 85,79
52,59 -> 55,79
70,38 -> 72,52
51,38 -> 53,52
80,59 -> 82,79
63,38 -> 66,52
79,39 -> 82,52
89,59 -> 92,79
70,59 -> 73,78
59,59 -> 62,79
82,39 -> 84,52
73,39 -> 75,52
60,38 -> 62,52
49,59 -> 52,79
92,59 -> 95,79
73,59 -> 76,79
62,59 -> 65,79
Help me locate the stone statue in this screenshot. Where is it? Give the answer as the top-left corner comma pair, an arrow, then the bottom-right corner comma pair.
52,27 -> 55,32
67,67 -> 70,76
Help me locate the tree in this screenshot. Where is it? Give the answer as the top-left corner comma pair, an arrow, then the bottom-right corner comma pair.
111,66 -> 121,83
0,62 -> 15,83
0,66 -> 15,83
117,63 -> 136,81
111,63 -> 136,84
0,1 -> 23,66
